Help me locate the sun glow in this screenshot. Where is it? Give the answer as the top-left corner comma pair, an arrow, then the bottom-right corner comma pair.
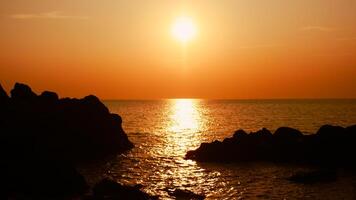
172,16 -> 197,43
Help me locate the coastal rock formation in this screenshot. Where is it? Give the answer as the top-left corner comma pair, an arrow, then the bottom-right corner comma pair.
0,84 -> 9,101
185,125 -> 356,166
92,179 -> 158,200
3,156 -> 88,199
0,82 -> 133,160
0,82 -> 134,199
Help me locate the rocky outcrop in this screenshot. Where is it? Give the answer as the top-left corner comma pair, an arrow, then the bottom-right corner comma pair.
10,82 -> 37,101
0,82 -> 133,160
0,82 -> 134,198
91,179 -> 158,200
0,84 -> 9,101
2,156 -> 88,199
185,125 -> 356,166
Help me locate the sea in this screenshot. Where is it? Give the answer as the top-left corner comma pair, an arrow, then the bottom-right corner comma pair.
80,99 -> 356,199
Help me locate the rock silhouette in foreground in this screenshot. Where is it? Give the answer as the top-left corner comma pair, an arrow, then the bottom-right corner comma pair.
0,82 -> 133,160
91,179 -> 158,200
186,125 -> 356,167
0,82 -> 134,199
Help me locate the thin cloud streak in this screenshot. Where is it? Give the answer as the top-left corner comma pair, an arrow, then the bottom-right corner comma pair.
10,11 -> 88,20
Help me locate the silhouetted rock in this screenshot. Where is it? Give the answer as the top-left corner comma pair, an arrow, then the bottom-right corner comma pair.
233,129 -> 248,139
40,90 -> 59,102
1,82 -> 133,160
288,169 -> 337,184
3,156 -> 88,199
92,179 -> 157,200
10,82 -> 37,101
274,127 -> 303,141
0,84 -> 9,101
0,82 -> 134,199
169,189 -> 205,200
186,124 -> 356,167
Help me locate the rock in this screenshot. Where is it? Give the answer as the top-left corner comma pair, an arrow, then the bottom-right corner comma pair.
274,127 -> 303,141
169,189 -> 205,200
250,128 -> 273,139
232,129 -> 248,139
288,169 -> 337,184
272,127 -> 305,162
2,155 -> 88,199
1,82 -> 133,160
40,91 -> 59,102
10,82 -> 37,101
185,124 -> 356,166
346,125 -> 356,135
0,84 -> 9,101
0,82 -> 135,198
92,179 -> 157,200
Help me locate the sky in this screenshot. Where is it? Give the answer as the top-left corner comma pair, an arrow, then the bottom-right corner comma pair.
1,0 -> 356,99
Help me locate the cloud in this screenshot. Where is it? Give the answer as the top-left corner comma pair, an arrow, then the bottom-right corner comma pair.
10,11 -> 88,20
300,26 -> 333,32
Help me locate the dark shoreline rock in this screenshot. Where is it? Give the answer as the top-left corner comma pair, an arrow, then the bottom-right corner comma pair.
0,82 -> 134,199
0,82 -> 133,160
185,124 -> 356,167
91,179 -> 158,200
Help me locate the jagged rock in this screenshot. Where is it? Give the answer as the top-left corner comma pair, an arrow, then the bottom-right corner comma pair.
274,127 -> 303,141
40,91 -> 59,102
232,129 -> 248,139
1,82 -> 133,160
10,82 -> 37,101
92,179 -> 157,200
0,82 -> 134,198
0,84 -> 9,101
316,125 -> 346,139
185,124 -> 356,166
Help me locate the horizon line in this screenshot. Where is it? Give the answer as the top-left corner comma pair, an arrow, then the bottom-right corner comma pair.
102,98 -> 356,101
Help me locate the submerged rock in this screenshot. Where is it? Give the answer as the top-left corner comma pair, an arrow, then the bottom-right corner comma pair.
186,124 -> 356,166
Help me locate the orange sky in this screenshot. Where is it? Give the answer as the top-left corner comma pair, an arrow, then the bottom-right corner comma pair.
1,0 -> 356,99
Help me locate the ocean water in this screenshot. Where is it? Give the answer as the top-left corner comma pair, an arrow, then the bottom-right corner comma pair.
82,99 -> 356,199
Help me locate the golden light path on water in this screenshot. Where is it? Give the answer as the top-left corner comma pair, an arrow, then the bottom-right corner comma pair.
167,99 -> 202,154
155,99 -> 211,197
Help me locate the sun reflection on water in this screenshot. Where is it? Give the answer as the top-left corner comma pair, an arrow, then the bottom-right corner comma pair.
169,99 -> 201,134
157,99 -> 208,197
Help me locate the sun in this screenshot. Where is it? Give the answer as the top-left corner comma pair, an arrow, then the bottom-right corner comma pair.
172,16 -> 197,43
